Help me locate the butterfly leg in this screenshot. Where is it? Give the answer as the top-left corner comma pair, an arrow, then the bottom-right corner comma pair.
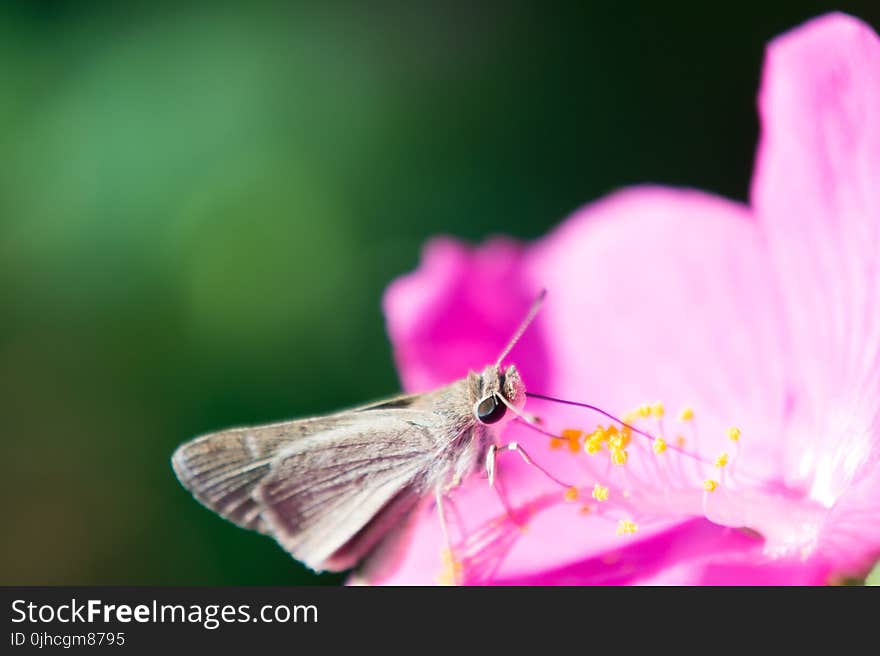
434,487 -> 464,585
490,441 -> 571,490
486,443 -> 529,529
435,487 -> 453,549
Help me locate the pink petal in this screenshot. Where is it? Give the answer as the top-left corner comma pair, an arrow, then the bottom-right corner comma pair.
637,551 -> 831,586
489,518 -> 831,585
525,187 -> 790,482
490,519 -> 764,585
380,187 -> 793,583
383,236 -> 552,393
364,485 -> 688,585
816,465 -> 880,576
751,13 -> 880,506
378,13 -> 880,584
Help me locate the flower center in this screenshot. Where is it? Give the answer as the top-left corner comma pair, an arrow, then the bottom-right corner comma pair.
436,400 -> 828,584
547,403 -> 743,532
549,402 -> 827,559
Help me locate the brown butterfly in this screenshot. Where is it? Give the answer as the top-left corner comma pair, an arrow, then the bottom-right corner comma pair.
172,291 -> 561,580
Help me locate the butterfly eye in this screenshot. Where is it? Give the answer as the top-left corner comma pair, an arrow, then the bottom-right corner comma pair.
475,395 -> 507,424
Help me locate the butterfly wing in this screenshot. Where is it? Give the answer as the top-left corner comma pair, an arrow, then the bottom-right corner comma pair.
345,491 -> 429,583
172,406 -> 448,572
171,415 -> 346,534
170,392 -> 425,534
254,414 -> 438,570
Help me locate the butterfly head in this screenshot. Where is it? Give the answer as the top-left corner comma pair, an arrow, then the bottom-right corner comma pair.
472,364 -> 525,426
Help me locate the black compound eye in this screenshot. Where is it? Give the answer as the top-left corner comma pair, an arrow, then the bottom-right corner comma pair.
475,395 -> 507,424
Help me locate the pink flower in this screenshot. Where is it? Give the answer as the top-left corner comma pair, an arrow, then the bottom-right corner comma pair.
374,12 -> 880,585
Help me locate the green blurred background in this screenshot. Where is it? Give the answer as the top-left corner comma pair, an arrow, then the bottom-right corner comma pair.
2,1 -> 878,585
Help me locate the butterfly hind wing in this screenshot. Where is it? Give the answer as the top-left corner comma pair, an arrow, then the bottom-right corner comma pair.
344,491 -> 429,584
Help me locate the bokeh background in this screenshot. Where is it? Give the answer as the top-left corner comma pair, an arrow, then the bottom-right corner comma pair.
2,1 -> 879,585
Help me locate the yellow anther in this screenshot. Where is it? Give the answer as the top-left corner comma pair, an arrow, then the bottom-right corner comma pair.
608,427 -> 631,449
440,548 -> 461,567
678,406 -> 694,421
653,438 -> 667,454
549,437 -> 563,450
652,402 -> 665,417
638,404 -> 652,418
714,452 -> 729,468
437,549 -> 463,586
564,486 -> 579,502
703,479 -> 719,492
592,484 -> 610,502
616,520 -> 638,536
437,572 -> 457,586
622,411 -> 639,424
584,437 -> 603,455
728,427 -> 741,442
675,435 -> 686,448
611,448 -> 628,466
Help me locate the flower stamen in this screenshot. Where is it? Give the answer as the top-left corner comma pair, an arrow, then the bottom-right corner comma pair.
520,394 -> 763,540
436,548 -> 464,585
561,428 -> 583,453
616,519 -> 638,536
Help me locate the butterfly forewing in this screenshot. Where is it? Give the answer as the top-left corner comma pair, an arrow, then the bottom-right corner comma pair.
171,421 -> 299,533
256,414 -> 439,569
171,392 -> 469,571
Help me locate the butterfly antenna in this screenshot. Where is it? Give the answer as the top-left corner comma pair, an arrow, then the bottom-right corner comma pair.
495,289 -> 546,367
